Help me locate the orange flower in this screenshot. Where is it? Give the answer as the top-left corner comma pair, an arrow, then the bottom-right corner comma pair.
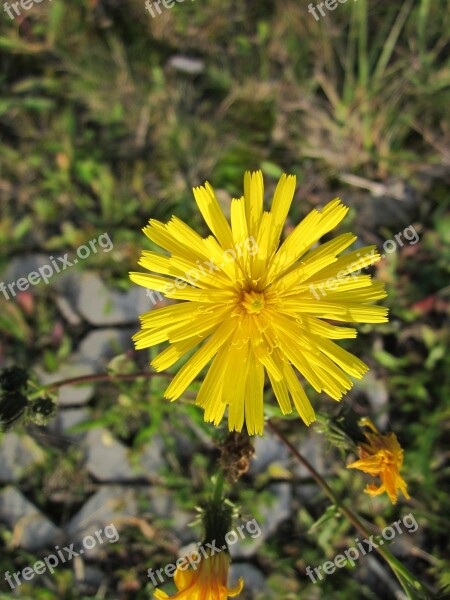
347,419 -> 410,504
154,549 -> 243,600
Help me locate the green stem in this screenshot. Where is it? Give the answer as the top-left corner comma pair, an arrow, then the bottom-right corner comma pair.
268,419 -> 432,600
213,470 -> 225,505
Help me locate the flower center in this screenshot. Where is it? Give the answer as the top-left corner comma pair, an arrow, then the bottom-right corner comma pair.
241,290 -> 265,314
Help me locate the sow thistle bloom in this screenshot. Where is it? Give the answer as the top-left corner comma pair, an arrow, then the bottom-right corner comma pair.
347,419 -> 410,504
130,171 -> 387,435
153,550 -> 242,600
153,498 -> 243,599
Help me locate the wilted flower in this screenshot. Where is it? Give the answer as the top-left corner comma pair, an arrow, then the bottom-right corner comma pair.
0,391 -> 28,429
0,367 -> 28,392
347,419 -> 410,504
131,171 -> 387,434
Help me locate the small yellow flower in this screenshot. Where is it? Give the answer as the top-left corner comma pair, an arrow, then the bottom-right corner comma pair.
153,550 -> 243,600
130,171 -> 388,434
347,419 -> 410,504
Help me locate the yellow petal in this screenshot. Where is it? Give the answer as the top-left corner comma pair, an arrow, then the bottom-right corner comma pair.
230,197 -> 249,248
269,173 -> 296,245
164,321 -> 236,401
227,577 -> 244,597
129,271 -> 173,293
302,317 -> 357,339
267,198 -> 349,283
317,246 -> 381,279
317,338 -> 369,379
267,368 -> 292,415
243,170 -> 263,236
152,337 -> 203,372
226,341 -> 250,433
281,362 -> 315,425
193,183 -> 235,250
243,355 -> 265,435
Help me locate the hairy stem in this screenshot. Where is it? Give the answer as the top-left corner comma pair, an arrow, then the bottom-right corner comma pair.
268,418 -> 431,600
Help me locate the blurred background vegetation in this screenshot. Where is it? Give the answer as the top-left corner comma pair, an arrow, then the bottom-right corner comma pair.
0,0 -> 449,598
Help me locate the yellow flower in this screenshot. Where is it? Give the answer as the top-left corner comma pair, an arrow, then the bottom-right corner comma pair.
153,550 -> 243,599
130,171 -> 387,435
347,419 -> 410,504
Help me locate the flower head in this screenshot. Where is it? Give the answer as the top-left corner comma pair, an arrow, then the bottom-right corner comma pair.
130,171 -> 387,435
153,550 -> 243,600
347,419 -> 410,504
154,495 -> 243,599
